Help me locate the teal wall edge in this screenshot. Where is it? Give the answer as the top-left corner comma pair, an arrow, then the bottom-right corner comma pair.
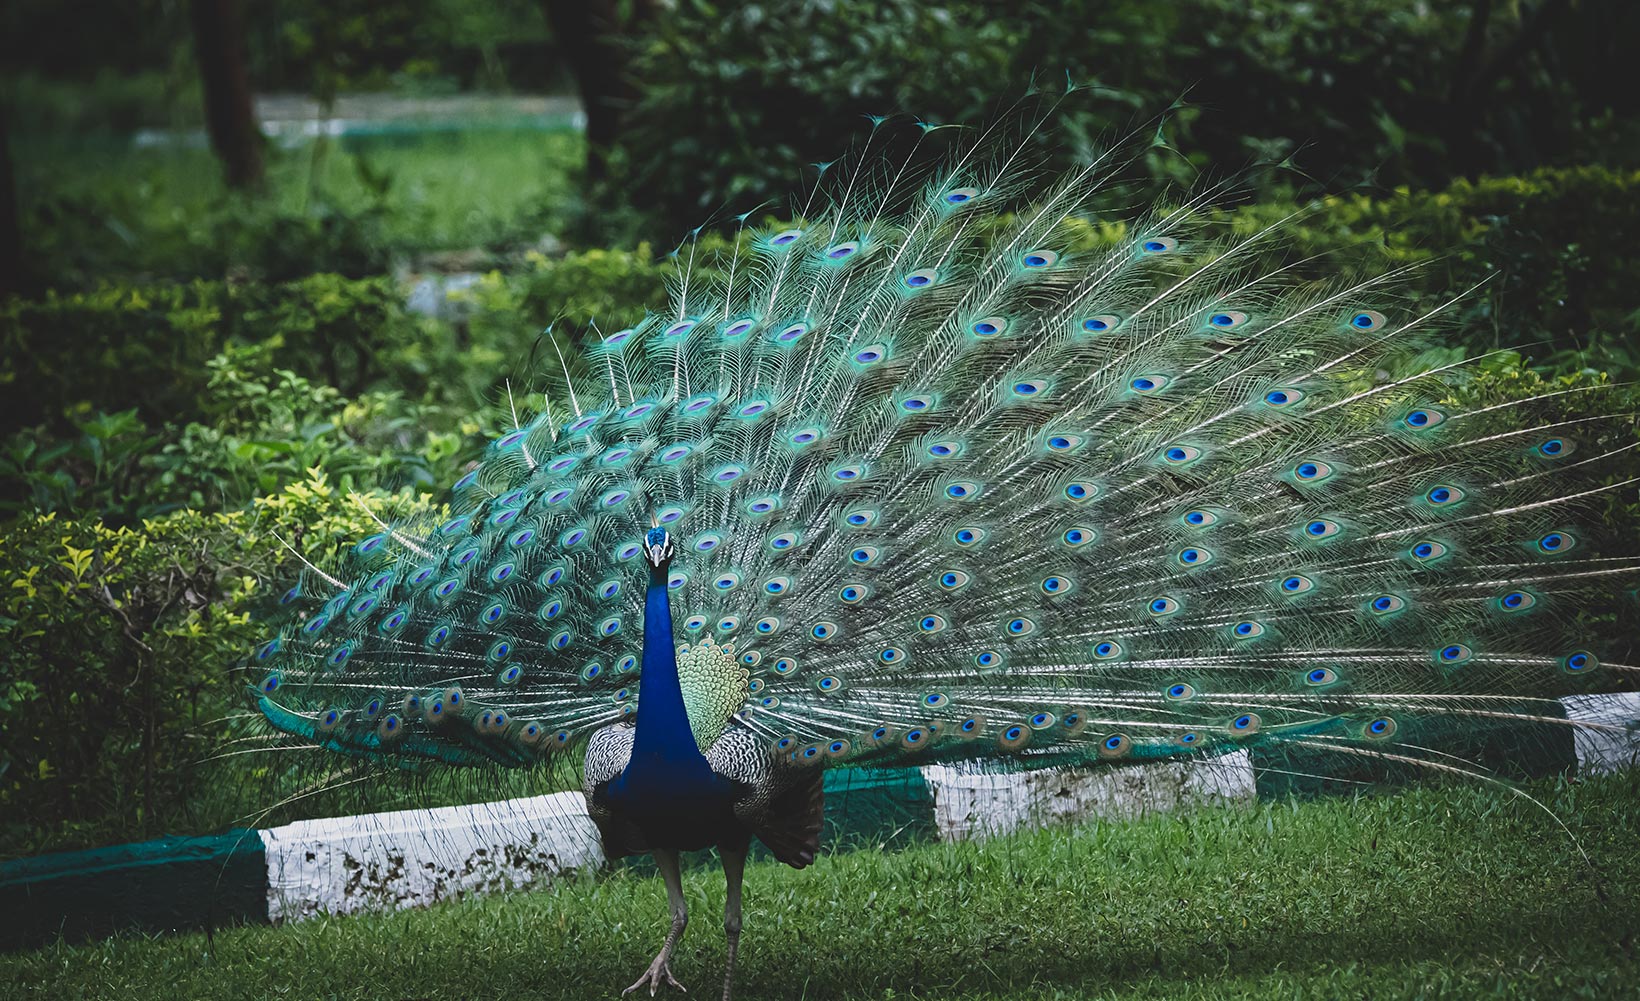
0,828 -> 268,952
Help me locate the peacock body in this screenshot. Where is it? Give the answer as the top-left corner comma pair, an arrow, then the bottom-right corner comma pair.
245,107 -> 1640,997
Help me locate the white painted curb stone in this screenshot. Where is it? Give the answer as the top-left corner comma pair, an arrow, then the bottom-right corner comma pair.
260,790 -> 603,922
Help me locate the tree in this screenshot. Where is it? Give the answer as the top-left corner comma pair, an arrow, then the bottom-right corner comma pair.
189,0 -> 263,189
539,0 -> 653,182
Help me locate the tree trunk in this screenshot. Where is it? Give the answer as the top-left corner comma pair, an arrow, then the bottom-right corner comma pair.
540,0 -> 652,182
190,0 -> 263,189
0,104 -> 20,297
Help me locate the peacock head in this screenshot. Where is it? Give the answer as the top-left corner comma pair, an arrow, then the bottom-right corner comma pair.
644,525 -> 675,572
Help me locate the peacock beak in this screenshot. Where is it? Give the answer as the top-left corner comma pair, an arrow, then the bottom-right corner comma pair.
645,527 -> 675,568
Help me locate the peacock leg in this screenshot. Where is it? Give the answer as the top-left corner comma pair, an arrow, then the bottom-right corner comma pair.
719,843 -> 748,1001
624,848 -> 689,996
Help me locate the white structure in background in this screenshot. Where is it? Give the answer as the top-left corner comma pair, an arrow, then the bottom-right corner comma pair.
260,790 -> 601,923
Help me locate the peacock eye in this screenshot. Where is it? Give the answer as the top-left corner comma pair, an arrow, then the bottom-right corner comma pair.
1303,519 -> 1342,539
944,480 -> 981,500
1368,593 -> 1406,615
1092,639 -> 1124,660
1147,596 -> 1180,617
1304,667 -> 1337,686
1205,310 -> 1249,330
1129,374 -> 1171,394
1021,249 -> 1060,268
1181,508 -> 1218,528
1403,407 -> 1447,429
938,569 -> 972,591
918,614 -> 947,634
952,527 -> 986,547
1425,485 -> 1465,506
1229,620 -> 1266,639
1139,236 -> 1178,254
839,582 -> 871,604
1348,309 -> 1388,331
1262,387 -> 1306,407
1162,444 -> 1201,465
1062,526 -> 1096,548
1080,313 -> 1122,334
1409,540 -> 1449,562
971,315 -> 1010,338
1293,459 -> 1334,482
1497,589 -> 1537,612
843,508 -> 878,528
1045,433 -> 1085,453
942,186 -> 980,205
1278,574 -> 1315,594
904,268 -> 939,289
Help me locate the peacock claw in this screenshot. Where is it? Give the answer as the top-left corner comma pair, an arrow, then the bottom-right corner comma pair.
623,957 -> 686,997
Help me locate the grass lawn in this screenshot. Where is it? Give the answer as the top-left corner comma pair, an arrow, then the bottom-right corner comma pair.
13,126 -> 587,284
6,771 -> 1639,999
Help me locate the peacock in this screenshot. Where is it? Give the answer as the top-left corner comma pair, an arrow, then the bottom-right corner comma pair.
244,103 -> 1640,999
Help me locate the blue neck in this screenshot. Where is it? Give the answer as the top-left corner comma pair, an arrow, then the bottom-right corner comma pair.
629,575 -> 709,769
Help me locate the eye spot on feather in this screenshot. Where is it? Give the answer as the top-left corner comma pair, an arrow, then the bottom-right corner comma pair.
769,228 -> 803,247
1010,379 -> 1048,398
1293,460 -> 1334,482
1538,531 -> 1575,554
1263,387 -> 1305,407
1564,651 -> 1597,673
904,268 -> 939,289
1410,540 -> 1449,562
1498,590 -> 1536,612
1130,375 -> 1170,394
974,650 -> 1002,669
1064,481 -> 1099,502
1437,643 -> 1472,665
1304,519 -> 1342,539
811,621 -> 838,641
789,427 -> 822,447
943,187 -> 979,204
939,569 -> 972,591
754,616 -> 779,635
1349,310 -> 1387,331
849,546 -> 881,566
1140,236 -> 1177,254
1063,527 -> 1095,548
919,614 -> 947,634
840,583 -> 870,603
853,344 -> 888,365
1280,574 -> 1314,594
776,322 -> 808,343
1305,668 -> 1337,686
899,394 -> 935,413
1206,310 -> 1248,330
1403,408 -> 1446,429
1368,593 -> 1406,615
953,527 -> 985,547
717,616 -> 740,633
971,316 -> 1009,338
944,480 -> 980,499
1539,438 -> 1570,457
1148,596 -> 1180,617
1092,640 -> 1123,660
713,572 -> 741,592
1163,445 -> 1201,465
879,647 -> 905,664
1177,547 -> 1213,567
1230,621 -> 1265,639
1005,616 -> 1036,636
1022,249 -> 1059,268
722,318 -> 755,339
1230,713 -> 1261,734
769,531 -> 800,552
1045,433 -> 1084,453
1166,682 -> 1195,700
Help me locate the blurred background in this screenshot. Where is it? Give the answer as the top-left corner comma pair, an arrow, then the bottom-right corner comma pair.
2,0 -> 1639,859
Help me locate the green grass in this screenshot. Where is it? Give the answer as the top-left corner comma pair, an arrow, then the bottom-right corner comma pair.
14,127 -> 587,284
7,772 -> 1640,999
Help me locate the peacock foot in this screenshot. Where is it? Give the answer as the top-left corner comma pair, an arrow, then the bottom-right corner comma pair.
623,955 -> 687,997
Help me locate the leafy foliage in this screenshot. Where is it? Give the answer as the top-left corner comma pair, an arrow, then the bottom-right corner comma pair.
612,0 -> 1640,239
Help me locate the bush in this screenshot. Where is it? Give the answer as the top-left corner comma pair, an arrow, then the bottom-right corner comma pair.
0,471 -> 438,857
613,0 -> 1640,240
